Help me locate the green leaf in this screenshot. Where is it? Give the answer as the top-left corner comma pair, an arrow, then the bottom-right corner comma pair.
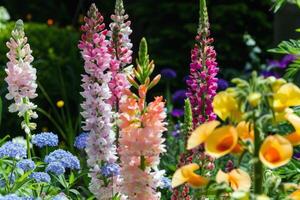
268,39 -> 300,55
69,172 -> 75,185
271,0 -> 287,13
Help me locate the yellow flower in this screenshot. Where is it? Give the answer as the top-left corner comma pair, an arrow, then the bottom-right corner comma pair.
216,168 -> 251,191
236,121 -> 254,142
273,83 -> 300,112
187,120 -> 220,150
247,92 -> 261,107
205,126 -> 238,158
285,112 -> 300,146
270,77 -> 286,93
213,91 -> 241,121
289,189 -> 300,200
56,100 -> 64,108
171,163 -> 209,188
259,135 -> 293,169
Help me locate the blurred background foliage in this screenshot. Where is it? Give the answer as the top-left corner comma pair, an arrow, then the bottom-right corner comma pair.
0,0 -> 293,141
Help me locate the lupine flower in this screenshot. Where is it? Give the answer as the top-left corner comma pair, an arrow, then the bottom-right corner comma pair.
78,4 -> 118,198
46,162 -> 65,175
74,132 -> 89,150
30,172 -> 51,183
172,90 -> 187,105
17,159 -> 35,171
171,108 -> 184,118
172,163 -> 209,188
44,149 -> 80,170
108,0 -> 132,104
0,141 -> 26,159
186,0 -> 218,126
101,163 -> 120,177
216,168 -> 251,191
119,87 -> 167,199
31,132 -> 58,148
161,68 -> 177,79
5,20 -> 38,134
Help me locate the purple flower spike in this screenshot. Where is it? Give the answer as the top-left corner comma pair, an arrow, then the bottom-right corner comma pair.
172,90 -> 187,105
217,79 -> 228,91
171,108 -> 184,118
161,68 -> 177,79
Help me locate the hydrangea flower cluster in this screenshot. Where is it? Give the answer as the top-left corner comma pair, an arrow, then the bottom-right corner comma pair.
30,172 -> 51,183
45,162 -> 65,175
78,4 -> 119,199
0,141 -> 27,159
186,0 -> 218,126
16,159 -> 35,171
44,149 -> 80,170
74,132 -> 89,150
31,132 -> 58,148
5,19 -> 38,134
108,0 -> 132,104
119,90 -> 167,199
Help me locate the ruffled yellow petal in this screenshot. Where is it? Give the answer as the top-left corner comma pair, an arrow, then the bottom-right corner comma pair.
216,169 -> 251,191
274,83 -> 300,110
286,112 -> 300,133
213,91 -> 239,121
259,135 -> 293,169
187,120 -> 220,150
271,78 -> 286,93
289,189 -> 300,200
205,126 -> 238,158
237,121 -> 254,141
172,163 -> 209,188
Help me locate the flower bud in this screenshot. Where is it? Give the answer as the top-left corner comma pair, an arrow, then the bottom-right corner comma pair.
248,92 -> 261,107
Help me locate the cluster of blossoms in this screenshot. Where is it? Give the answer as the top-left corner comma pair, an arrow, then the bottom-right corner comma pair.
186,0 -> 218,126
44,149 -> 80,171
5,19 -> 38,134
78,4 -> 119,198
16,159 -> 35,171
74,132 -> 89,150
108,0 -> 132,105
31,132 -> 58,148
0,141 -> 27,159
119,87 -> 167,199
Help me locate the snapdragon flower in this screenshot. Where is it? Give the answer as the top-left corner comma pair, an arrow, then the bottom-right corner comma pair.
5,19 -> 38,134
31,132 -> 58,148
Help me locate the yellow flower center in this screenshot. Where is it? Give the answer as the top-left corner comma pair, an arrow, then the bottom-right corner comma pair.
264,147 -> 281,163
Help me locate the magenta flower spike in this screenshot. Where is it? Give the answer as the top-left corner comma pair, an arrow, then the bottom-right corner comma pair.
186,0 -> 219,127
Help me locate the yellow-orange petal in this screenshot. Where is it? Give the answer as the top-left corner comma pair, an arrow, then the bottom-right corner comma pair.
285,112 -> 300,134
205,126 -> 238,158
172,163 -> 208,188
290,189 -> 300,200
213,91 -> 239,121
285,132 -> 300,146
187,120 -> 220,150
231,143 -> 244,154
237,121 -> 254,141
275,83 -> 300,108
216,169 -> 251,191
259,135 -> 293,169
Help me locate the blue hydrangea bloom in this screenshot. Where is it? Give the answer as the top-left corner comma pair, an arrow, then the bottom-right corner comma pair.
101,163 -> 120,177
0,194 -> 23,200
160,177 -> 171,190
45,149 -> 80,170
17,159 -> 35,171
52,193 -> 68,200
46,162 -> 65,175
31,132 -> 58,148
0,141 -> 26,159
74,132 -> 89,150
30,172 -> 51,183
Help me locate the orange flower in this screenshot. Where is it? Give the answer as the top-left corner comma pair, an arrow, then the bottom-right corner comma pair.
236,121 -> 254,141
290,189 -> 300,200
216,168 -> 251,191
187,120 -> 220,150
259,135 -> 293,169
205,126 -> 238,158
285,112 -> 300,146
172,163 -> 209,188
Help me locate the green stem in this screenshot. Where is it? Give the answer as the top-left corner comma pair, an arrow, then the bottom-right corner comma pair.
140,155 -> 146,171
253,112 -> 263,195
26,133 -> 31,158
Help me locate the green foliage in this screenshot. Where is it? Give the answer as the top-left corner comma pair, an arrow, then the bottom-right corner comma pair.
272,0 -> 300,12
